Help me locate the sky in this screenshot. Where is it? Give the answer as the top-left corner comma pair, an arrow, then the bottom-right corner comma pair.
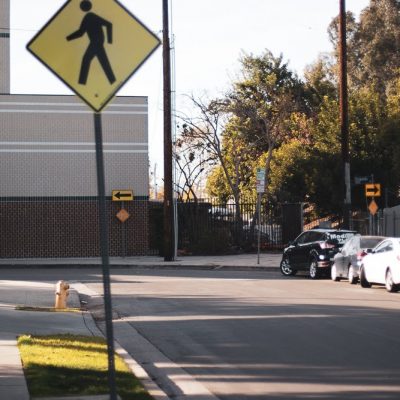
10,0 -> 370,179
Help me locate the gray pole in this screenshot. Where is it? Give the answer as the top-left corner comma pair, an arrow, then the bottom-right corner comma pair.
257,193 -> 261,265
339,0 -> 351,229
94,113 -> 118,400
163,0 -> 175,261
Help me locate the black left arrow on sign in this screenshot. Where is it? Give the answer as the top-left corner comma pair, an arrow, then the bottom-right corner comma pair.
115,192 -> 131,199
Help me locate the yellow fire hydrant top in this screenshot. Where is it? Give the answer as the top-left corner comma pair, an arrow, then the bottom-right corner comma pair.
55,280 -> 70,309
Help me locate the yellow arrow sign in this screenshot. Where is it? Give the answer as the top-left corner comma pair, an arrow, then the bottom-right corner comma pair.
365,183 -> 381,197
27,0 -> 161,112
112,190 -> 133,201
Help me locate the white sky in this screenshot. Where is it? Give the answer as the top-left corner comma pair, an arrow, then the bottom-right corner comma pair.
10,0 -> 370,177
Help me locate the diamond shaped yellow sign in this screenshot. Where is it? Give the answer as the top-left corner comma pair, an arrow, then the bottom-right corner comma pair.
368,199 -> 379,215
27,0 -> 161,112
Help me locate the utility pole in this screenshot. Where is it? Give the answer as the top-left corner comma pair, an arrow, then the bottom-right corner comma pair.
163,0 -> 175,260
339,0 -> 351,229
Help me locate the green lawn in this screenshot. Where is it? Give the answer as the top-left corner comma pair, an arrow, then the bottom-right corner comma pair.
18,334 -> 154,400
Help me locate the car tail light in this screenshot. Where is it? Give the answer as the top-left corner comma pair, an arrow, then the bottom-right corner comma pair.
357,250 -> 367,260
320,242 -> 336,249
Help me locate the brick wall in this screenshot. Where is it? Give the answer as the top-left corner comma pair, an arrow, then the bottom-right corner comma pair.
0,198 -> 149,258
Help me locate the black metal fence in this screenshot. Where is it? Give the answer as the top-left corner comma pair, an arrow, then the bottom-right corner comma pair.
149,200 -> 400,256
148,199 -> 289,256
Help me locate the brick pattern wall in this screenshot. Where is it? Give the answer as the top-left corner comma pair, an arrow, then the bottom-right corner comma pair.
0,199 -> 149,258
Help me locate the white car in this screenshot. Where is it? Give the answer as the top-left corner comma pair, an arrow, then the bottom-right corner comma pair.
360,237 -> 400,292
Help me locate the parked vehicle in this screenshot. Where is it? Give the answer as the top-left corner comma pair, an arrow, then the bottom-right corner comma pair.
331,235 -> 385,284
280,229 -> 356,279
360,237 -> 400,292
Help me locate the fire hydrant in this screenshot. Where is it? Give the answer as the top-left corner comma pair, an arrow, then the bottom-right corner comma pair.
55,280 -> 70,309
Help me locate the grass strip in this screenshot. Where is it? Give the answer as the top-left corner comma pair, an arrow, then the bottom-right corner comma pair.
18,334 -> 153,400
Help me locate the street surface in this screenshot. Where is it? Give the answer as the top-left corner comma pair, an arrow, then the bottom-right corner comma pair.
2,267 -> 400,399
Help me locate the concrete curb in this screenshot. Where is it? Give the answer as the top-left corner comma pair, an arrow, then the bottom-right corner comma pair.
32,396 -> 121,400
74,283 -> 173,400
0,264 -> 280,272
76,282 -> 220,400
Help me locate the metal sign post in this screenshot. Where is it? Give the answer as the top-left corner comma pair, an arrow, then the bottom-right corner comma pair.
257,193 -> 262,265
27,4 -> 160,397
256,168 -> 265,265
94,113 -> 117,400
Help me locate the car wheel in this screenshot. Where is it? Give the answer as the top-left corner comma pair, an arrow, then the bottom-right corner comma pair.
331,264 -> 340,282
385,270 -> 399,293
360,266 -> 371,288
280,256 -> 297,276
309,258 -> 320,280
348,265 -> 358,284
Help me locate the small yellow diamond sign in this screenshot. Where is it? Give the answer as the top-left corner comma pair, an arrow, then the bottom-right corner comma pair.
368,199 -> 379,215
116,208 -> 130,223
27,0 -> 161,112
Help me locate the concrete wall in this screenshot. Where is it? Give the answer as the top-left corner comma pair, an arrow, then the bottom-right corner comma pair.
383,205 -> 400,237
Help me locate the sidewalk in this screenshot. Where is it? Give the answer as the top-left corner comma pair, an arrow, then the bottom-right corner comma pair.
0,253 -> 282,270
0,280 -> 169,400
0,281 -> 95,400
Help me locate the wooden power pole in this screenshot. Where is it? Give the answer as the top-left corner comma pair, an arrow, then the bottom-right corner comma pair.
339,0 -> 351,229
163,0 -> 175,260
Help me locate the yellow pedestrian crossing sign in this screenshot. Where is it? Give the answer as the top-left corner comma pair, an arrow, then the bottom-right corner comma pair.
27,0 -> 161,112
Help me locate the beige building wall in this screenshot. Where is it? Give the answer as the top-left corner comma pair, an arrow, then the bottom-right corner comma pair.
0,0 -> 10,94
0,94 -> 149,197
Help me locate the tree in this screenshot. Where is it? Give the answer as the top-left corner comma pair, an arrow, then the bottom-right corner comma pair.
329,0 -> 400,94
177,96 -> 251,222
303,55 -> 337,110
174,134 -> 211,202
224,51 -> 307,198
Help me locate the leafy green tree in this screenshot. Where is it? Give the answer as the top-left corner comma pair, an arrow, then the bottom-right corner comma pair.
224,50 -> 307,195
200,0 -> 400,222
303,55 -> 337,110
329,0 -> 400,94
353,0 -> 400,93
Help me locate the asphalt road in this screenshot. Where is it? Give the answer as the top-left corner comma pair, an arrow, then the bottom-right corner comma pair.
3,268 -> 400,399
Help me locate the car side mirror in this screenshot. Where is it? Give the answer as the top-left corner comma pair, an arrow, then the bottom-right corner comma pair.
366,248 -> 373,254
289,240 -> 297,246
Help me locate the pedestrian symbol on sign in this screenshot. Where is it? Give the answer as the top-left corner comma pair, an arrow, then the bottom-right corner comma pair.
27,0 -> 161,112
66,0 -> 116,85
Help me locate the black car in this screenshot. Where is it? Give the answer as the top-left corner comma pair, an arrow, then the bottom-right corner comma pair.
331,235 -> 385,284
280,229 -> 357,279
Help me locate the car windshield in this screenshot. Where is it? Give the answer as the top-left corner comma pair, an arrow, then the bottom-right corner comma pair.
327,232 -> 355,245
360,237 -> 384,249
